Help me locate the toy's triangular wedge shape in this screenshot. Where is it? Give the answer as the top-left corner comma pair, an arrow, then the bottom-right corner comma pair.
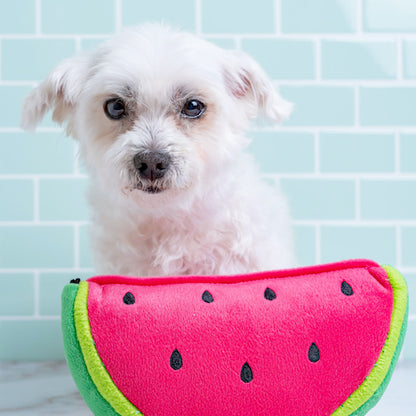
61,259 -> 408,416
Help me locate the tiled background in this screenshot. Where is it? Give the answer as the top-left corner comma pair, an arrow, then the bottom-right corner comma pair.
0,0 -> 415,360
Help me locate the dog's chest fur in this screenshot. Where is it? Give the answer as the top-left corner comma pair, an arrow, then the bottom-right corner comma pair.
90,198 -> 257,276
88,169 -> 295,277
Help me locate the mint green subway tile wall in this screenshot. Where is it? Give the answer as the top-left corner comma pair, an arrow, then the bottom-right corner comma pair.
248,132 -> 315,173
319,133 -> 395,173
403,41 -> 416,78
321,41 -> 397,80
202,0 -> 275,34
0,0 -> 415,360
0,180 -> 34,221
241,39 -> 316,79
41,0 -> 115,34
400,134 -> 416,172
363,0 -> 416,33
281,0 -> 357,33
320,226 -> 397,265
0,274 -> 34,316
360,87 -> 416,126
0,132 -> 75,174
39,178 -> 89,221
0,0 -> 36,34
123,0 -> 196,32
0,226 -> 74,269
2,39 -> 76,81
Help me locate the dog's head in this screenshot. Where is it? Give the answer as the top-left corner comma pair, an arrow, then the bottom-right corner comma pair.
21,24 -> 292,208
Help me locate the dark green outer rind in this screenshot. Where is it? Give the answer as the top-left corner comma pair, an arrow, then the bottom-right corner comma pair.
62,265 -> 409,416
61,283 -> 121,416
350,279 -> 409,415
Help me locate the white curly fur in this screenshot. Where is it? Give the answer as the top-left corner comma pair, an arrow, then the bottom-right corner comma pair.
22,23 -> 296,276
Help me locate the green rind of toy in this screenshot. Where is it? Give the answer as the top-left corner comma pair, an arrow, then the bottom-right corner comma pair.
62,265 -> 408,416
63,281 -> 143,416
62,283 -> 139,416
332,265 -> 408,416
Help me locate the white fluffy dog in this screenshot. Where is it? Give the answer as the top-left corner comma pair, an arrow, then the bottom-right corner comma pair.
21,24 -> 296,277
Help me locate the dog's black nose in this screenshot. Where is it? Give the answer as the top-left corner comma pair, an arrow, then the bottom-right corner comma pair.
133,151 -> 171,180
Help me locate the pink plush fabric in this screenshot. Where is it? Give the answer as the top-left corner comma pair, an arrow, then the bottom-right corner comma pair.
86,260 -> 393,416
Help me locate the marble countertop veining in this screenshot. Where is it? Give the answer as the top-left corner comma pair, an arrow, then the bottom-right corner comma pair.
0,362 -> 91,415
1,361 -> 415,415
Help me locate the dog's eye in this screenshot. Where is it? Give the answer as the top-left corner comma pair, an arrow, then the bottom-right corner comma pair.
181,100 -> 205,119
104,98 -> 126,120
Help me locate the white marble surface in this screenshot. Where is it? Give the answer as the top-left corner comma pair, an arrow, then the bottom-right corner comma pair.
0,361 -> 415,415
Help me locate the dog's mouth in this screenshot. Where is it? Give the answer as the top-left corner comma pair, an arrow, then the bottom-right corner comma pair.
129,181 -> 167,195
144,185 -> 163,194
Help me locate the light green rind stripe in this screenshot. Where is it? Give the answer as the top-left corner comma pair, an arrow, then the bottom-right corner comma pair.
74,281 -> 143,416
351,299 -> 408,416
332,265 -> 408,416
62,283 -> 121,416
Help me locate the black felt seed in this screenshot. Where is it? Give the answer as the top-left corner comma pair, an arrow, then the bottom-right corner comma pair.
240,362 -> 253,383
70,278 -> 80,284
308,343 -> 320,363
170,349 -> 183,370
341,281 -> 353,296
264,287 -> 276,301
202,290 -> 214,303
123,292 -> 135,305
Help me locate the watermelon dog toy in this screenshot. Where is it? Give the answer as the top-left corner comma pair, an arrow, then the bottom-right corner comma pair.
61,259 -> 408,416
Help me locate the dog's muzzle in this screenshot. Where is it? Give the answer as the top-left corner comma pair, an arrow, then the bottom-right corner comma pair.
133,151 -> 171,181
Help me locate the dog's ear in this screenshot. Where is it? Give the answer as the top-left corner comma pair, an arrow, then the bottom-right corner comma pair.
21,54 -> 91,135
222,50 -> 293,122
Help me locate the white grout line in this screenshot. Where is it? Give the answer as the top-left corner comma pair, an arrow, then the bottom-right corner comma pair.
33,178 -> 39,222
314,131 -> 320,173
75,36 -> 82,53
33,271 -> 40,317
73,141 -> 80,174
274,0 -> 282,34
397,37 -> 404,80
315,38 -> 321,81
356,0 -> 363,34
355,178 -> 361,220
0,127 -> 63,133
0,39 -> 2,81
74,224 -> 80,269
392,268 -> 416,274
4,32 -> 416,41
0,173 -> 88,179
280,79 -> 416,86
292,219 -> 416,227
198,32 -> 416,40
276,172 -> 416,180
250,126 -> 413,133
0,267 -> 94,273
395,129 -> 401,173
0,34 -> 113,40
195,0 -> 202,36
115,0 -> 122,32
354,85 -> 360,127
315,224 -> 321,264
0,80 -> 37,86
35,0 -> 41,36
0,221 -> 89,227
234,35 -> 242,50
0,315 -> 60,321
396,225 -> 403,267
